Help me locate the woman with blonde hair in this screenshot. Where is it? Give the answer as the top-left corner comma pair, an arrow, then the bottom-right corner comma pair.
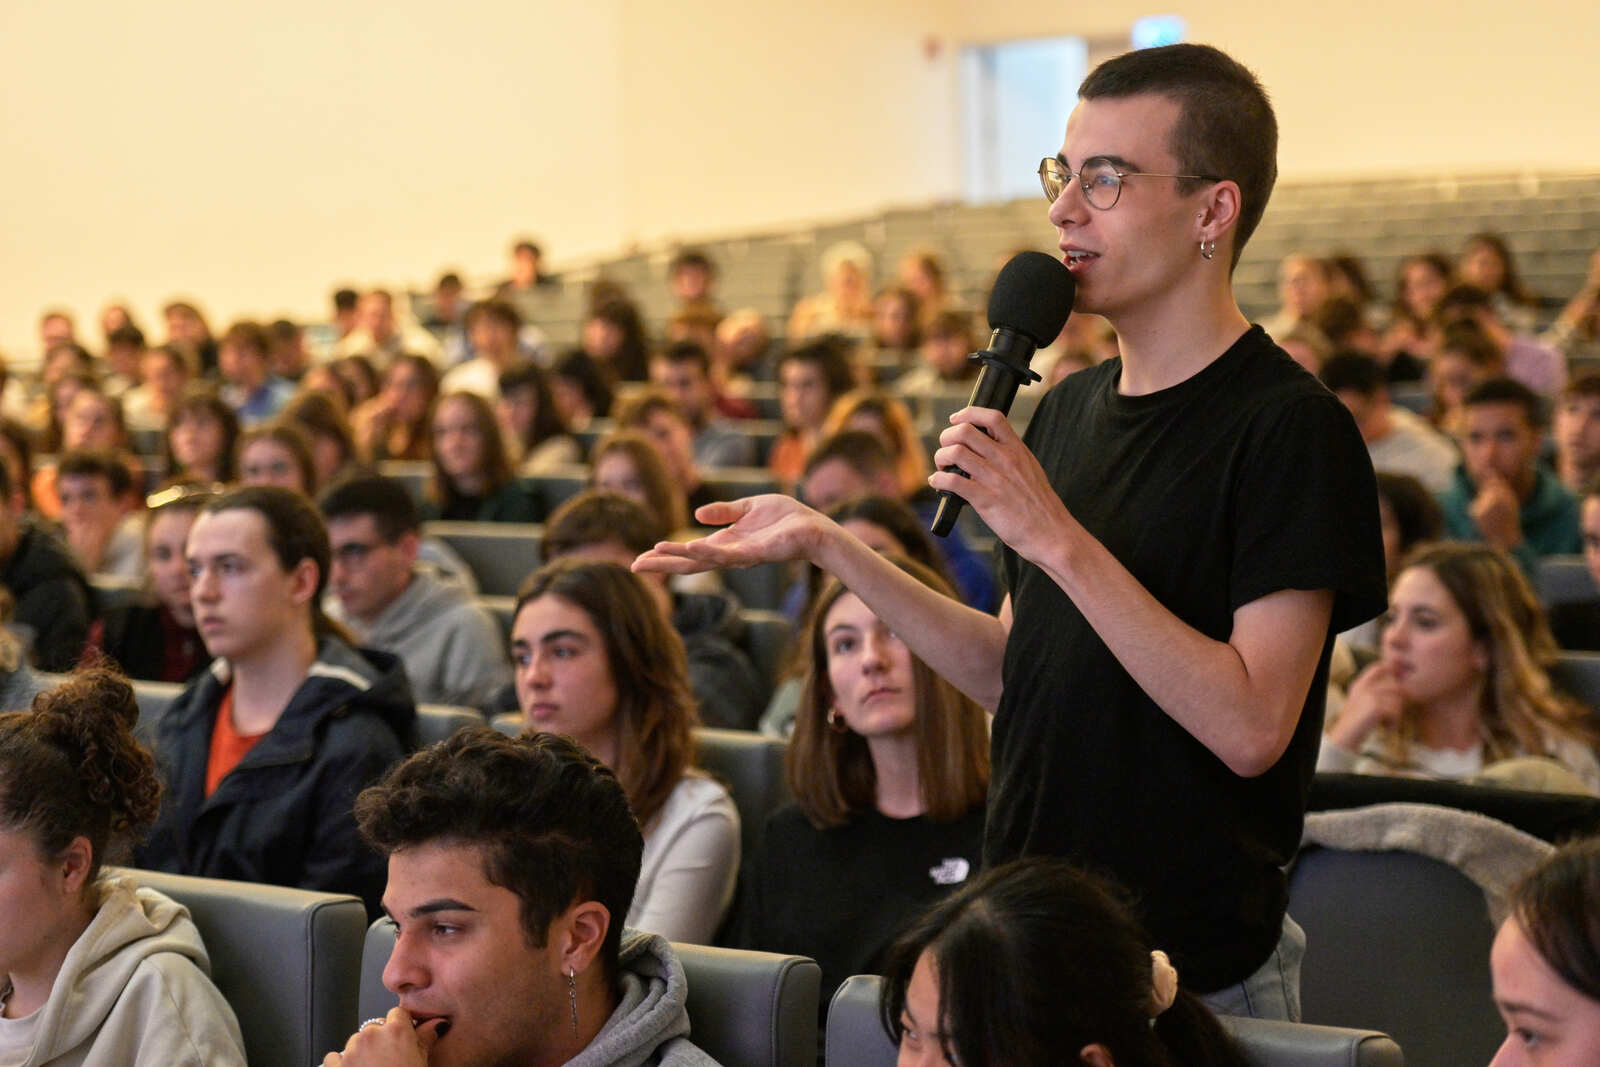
1322,543 -> 1600,793
821,389 -> 931,499
740,556 -> 990,1011
508,559 -> 738,944
788,241 -> 876,341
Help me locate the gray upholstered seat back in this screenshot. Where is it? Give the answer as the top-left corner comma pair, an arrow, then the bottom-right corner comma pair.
128,867 -> 367,1066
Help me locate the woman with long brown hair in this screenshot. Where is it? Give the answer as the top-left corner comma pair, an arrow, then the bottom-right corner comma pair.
508,558 -> 738,944
422,391 -> 544,522
740,556 -> 990,1011
1323,543 -> 1600,793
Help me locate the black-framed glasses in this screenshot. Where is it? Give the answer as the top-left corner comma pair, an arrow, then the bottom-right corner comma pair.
1038,156 -> 1223,210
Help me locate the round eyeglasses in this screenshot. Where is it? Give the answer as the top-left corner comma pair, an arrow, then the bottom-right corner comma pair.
1038,156 -> 1223,211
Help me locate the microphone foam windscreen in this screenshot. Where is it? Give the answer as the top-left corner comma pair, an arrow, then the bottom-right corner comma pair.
986,251 -> 1076,346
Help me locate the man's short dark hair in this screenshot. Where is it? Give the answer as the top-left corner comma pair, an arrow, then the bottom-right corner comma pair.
220,321 -> 269,358
267,319 -> 300,344
668,249 -> 714,277
1435,284 -> 1495,324
513,239 -> 542,259
437,272 -> 463,290
778,336 -> 857,400
1561,372 -> 1600,403
653,340 -> 710,375
107,324 -> 146,350
1309,298 -> 1366,348
1078,43 -> 1277,269
543,490 -> 666,559
57,450 -> 133,498
464,299 -> 521,333
614,389 -> 684,431
333,288 -> 360,313
318,475 -> 421,542
1439,319 -> 1504,367
354,729 -> 643,981
804,429 -> 895,482
1318,352 -> 1386,397
1464,377 -> 1545,429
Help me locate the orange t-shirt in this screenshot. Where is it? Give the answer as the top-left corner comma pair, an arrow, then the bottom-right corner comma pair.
205,689 -> 268,797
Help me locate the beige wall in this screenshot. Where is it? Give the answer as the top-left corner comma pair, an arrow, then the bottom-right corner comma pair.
2,0 -> 1595,358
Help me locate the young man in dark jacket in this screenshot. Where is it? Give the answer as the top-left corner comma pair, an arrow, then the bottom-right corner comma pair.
136,486 -> 414,915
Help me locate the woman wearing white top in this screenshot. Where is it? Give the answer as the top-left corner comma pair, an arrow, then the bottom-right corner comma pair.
1320,543 -> 1600,793
508,558 -> 739,944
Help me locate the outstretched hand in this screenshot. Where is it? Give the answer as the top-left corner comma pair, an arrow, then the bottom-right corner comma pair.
632,494 -> 829,576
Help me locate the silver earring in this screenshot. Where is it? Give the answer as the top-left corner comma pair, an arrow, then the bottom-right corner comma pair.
568,967 -> 579,1035
1200,238 -> 1216,261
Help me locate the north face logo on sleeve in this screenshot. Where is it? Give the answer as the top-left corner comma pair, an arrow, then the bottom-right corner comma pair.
928,858 -> 971,886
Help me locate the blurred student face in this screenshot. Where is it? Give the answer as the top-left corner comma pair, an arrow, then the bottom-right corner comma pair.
239,439 -> 307,494
1554,393 -> 1600,478
780,360 -> 831,431
147,507 -> 199,627
170,410 -> 225,476
432,399 -> 487,484
1379,565 -> 1487,711
1461,402 -> 1540,494
1581,497 -> 1600,588
62,392 -> 119,451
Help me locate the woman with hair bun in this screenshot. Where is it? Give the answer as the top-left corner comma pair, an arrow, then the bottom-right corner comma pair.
0,669 -> 246,1065
1490,835 -> 1600,1065
883,857 -> 1246,1067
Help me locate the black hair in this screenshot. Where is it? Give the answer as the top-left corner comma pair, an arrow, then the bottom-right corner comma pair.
497,359 -> 567,449
0,669 -> 163,886
107,324 -> 146,350
804,429 -> 896,482
1375,472 -> 1443,556
1464,377 -> 1545,429
551,348 -> 615,420
356,729 -> 642,985
1318,352 -> 1386,396
669,249 -> 715,277
779,336 -> 857,401
57,449 -> 134,498
319,475 -> 421,542
465,299 -> 522,334
654,340 -> 711,374
333,288 -> 360,313
880,857 -> 1246,1067
1079,43 -> 1276,269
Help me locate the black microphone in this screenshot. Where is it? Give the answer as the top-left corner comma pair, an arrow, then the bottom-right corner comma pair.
930,250 -> 1075,538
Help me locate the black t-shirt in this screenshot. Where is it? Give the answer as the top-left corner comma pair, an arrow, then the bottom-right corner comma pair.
996,326 -> 1386,991
739,802 -> 986,1014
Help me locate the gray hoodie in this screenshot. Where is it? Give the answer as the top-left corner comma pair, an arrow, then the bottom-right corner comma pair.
567,931 -> 722,1067
334,568 -> 510,710
0,875 -> 245,1067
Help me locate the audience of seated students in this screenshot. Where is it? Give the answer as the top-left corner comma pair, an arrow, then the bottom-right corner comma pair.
548,347 -> 613,433
55,450 -> 144,579
1548,479 -> 1600,653
507,559 -> 739,944
800,430 -> 997,613
788,241 -> 875,341
332,289 -> 440,366
87,485 -> 210,683
135,487 -> 415,914
216,321 -> 294,426
820,389 -> 931,501
894,309 -> 982,399
1459,231 -> 1541,335
441,300 -> 523,399
896,249 -> 952,332
668,248 -> 720,317
882,857 -> 1248,1067
1261,251 -> 1332,342
740,558 -> 988,1013
237,421 -> 318,495
1489,835 -> 1600,1066
100,322 -> 144,397
0,461 -> 93,673
1544,244 -> 1600,357
769,337 -> 858,490
540,490 -> 764,730
1321,543 -> 1600,793
1383,251 -> 1453,364
350,353 -> 439,464
762,494 -> 956,739
165,389 -> 239,485
861,286 -> 923,381
1439,378 -> 1582,571
122,344 -> 191,435
1438,284 -> 1566,397
325,729 -> 719,1066
281,391 -> 363,490
582,299 -> 651,383
266,318 -> 312,383
1320,352 -> 1458,494
1554,373 -> 1600,495
0,669 -> 247,1065
421,392 -> 545,522
590,430 -> 692,532
497,359 -> 580,475
648,341 -> 758,468
320,475 -> 509,710
163,300 -> 219,378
